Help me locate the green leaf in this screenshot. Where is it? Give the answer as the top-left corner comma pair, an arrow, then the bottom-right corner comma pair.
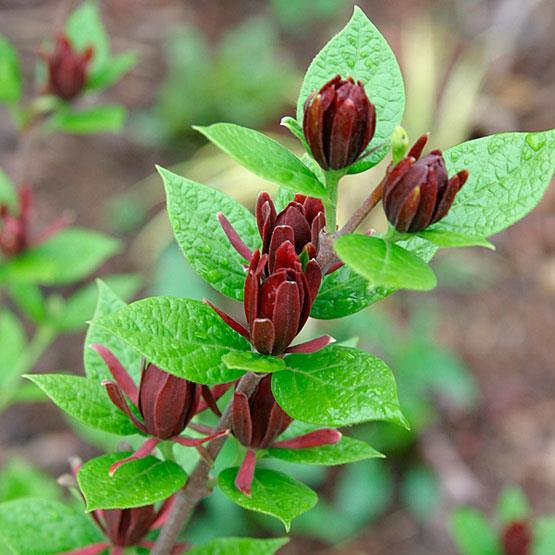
435,130 -> 555,237
312,237 -> 437,319
296,6 -> 405,172
0,34 -> 22,105
269,435 -> 383,465
280,115 -> 307,148
195,123 -> 327,198
0,459 -> 60,503
94,297 -> 249,384
0,167 -> 17,209
84,279 -> 143,383
0,310 -> 26,386
334,234 -> 437,291
160,166 -> 259,300
7,283 -> 46,323
0,228 -> 119,286
450,507 -> 501,555
418,229 -> 495,250
47,105 -> 127,134
187,537 -> 289,555
222,351 -> 286,373
53,273 -> 141,332
495,486 -> 530,526
0,498 -> 102,555
87,52 -> 137,90
274,345 -> 407,427
534,516 -> 555,555
24,374 -> 138,435
77,452 -> 187,511
218,467 -> 317,531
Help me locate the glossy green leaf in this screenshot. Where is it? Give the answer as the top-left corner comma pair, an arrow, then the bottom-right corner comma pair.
435,130 -> 555,237
418,229 -> 494,250
335,234 -> 437,291
187,537 -> 289,555
84,279 -> 143,383
0,228 -> 119,286
296,6 -> 405,172
195,123 -> 327,198
0,34 -> 22,105
47,105 -> 127,134
450,507 -> 501,555
218,467 -> 317,531
222,351 -> 286,373
77,452 -> 187,511
274,345 -> 407,427
0,499 -> 102,555
54,273 -> 141,332
94,297 -> 249,384
495,486 -> 530,526
280,115 -> 307,148
160,166 -> 259,300
24,374 -> 137,435
312,237 -> 437,319
269,435 -> 383,465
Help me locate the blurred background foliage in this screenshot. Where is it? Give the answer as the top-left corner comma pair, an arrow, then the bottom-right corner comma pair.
0,0 -> 554,553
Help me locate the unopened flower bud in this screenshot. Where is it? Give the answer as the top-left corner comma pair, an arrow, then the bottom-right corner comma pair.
502,521 -> 532,555
303,75 -> 376,170
382,135 -> 469,233
44,35 -> 93,101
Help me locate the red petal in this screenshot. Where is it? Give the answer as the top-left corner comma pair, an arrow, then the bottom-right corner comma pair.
304,259 -> 322,303
271,281 -> 301,355
407,165 -> 438,232
204,299 -> 250,340
431,170 -> 468,224
232,391 -> 253,446
57,543 -> 112,555
275,205 -> 312,252
109,438 -> 160,476
285,335 -> 334,354
172,429 -> 229,446
102,380 -> 146,433
251,318 -> 276,354
258,270 -> 287,320
394,187 -> 421,232
268,225 -> 295,273
259,401 -> 293,448
273,428 -> 342,449
235,449 -> 257,496
407,134 -> 429,160
273,240 -> 299,272
217,212 -> 252,261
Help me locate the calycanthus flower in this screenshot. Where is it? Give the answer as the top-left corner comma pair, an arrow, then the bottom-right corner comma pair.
210,192 -> 336,356
0,186 -> 68,258
91,344 -> 232,475
303,74 -> 376,170
382,134 -> 469,233
231,375 -> 341,495
42,34 -> 93,101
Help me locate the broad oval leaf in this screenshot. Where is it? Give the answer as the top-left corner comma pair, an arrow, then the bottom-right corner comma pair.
273,345 -> 407,427
195,123 -> 327,198
94,297 -> 249,384
160,166 -> 259,300
0,228 -> 119,286
222,351 -> 286,373
0,34 -> 22,105
435,129 -> 555,237
296,6 -> 405,172
84,279 -> 143,383
24,374 -> 137,436
187,537 -> 289,555
269,435 -> 383,466
0,498 -> 103,555
334,234 -> 437,291
77,452 -> 187,511
218,467 -> 317,531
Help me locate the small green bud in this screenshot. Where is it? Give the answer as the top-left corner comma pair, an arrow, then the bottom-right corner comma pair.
391,126 -> 409,165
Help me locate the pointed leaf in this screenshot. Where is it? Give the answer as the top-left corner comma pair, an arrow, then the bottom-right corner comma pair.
160,167 -> 259,300
195,123 -> 327,198
77,452 -> 187,511
0,34 -> 22,105
274,345 -> 407,427
335,234 -> 437,291
94,297 -> 249,384
450,508 -> 501,555
218,467 -> 317,531
297,6 -> 405,172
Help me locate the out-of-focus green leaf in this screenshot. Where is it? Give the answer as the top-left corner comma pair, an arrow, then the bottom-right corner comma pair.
495,486 -> 531,526
450,507 -> 501,555
401,465 -> 441,521
47,105 -> 127,134
0,34 -> 22,105
187,537 -> 289,555
0,459 -> 60,503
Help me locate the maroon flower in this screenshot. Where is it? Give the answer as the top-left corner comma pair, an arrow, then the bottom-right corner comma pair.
59,461 -> 186,555
303,75 -> 376,170
92,344 -> 232,475
0,186 -> 68,258
502,521 -> 532,555
211,191 -> 334,356
43,34 -> 93,101
231,375 -> 341,495
382,134 -> 469,233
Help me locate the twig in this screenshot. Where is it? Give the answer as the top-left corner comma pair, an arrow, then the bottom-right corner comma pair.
151,372 -> 262,555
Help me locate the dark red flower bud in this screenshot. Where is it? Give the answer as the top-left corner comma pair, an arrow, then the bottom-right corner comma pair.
0,187 -> 30,257
138,363 -> 200,439
303,75 -> 376,170
44,34 -> 93,101
502,521 -> 532,555
232,375 -> 292,449
256,192 -> 325,262
244,243 -> 321,355
101,505 -> 156,547
382,134 -> 469,233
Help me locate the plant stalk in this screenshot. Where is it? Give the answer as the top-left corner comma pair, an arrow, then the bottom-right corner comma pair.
151,372 -> 262,555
